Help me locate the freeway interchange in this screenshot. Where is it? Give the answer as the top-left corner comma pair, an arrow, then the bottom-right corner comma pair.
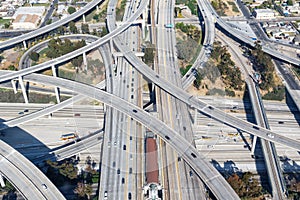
0,0 -> 299,199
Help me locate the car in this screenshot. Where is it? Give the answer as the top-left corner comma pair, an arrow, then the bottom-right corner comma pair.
189,171 -> 193,177
267,133 -> 274,138
24,109 -> 29,112
123,145 -> 126,150
42,184 -> 47,189
117,169 -> 120,174
129,168 -> 132,174
128,192 -> 132,199
104,191 -> 108,199
18,112 -> 24,115
122,178 -> 125,184
278,121 -> 284,124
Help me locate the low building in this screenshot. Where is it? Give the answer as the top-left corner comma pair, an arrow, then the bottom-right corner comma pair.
12,6 -> 45,19
253,9 -> 275,19
12,14 -> 40,29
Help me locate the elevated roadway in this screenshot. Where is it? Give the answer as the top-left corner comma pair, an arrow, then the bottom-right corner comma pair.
202,0 -> 300,66
0,140 -> 66,199
216,33 -> 286,199
0,0 -> 147,84
0,0 -> 104,50
19,34 -> 99,69
15,73 -> 240,200
181,0 -> 215,89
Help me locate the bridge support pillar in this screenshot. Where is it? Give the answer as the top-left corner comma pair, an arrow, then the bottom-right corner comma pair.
83,14 -> 86,23
251,135 -> 258,155
96,5 -> 99,12
0,174 -> 5,187
51,65 -> 60,103
18,76 -> 28,104
83,52 -> 88,71
193,109 -> 198,125
11,80 -> 17,94
23,40 -> 27,50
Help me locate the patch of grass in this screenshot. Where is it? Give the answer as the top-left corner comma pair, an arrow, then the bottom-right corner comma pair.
206,88 -> 225,96
262,85 -> 285,101
0,88 -> 70,103
116,0 -> 127,21
228,1 -> 239,12
190,45 -> 202,64
0,18 -> 11,25
180,64 -> 192,76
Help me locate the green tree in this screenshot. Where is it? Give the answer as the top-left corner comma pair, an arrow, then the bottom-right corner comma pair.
100,26 -> 108,37
67,6 -> 76,14
7,65 -> 17,71
143,43 -> 155,66
46,19 -> 52,25
4,22 -> 10,29
71,56 -> 83,68
81,23 -> 90,34
29,51 -> 39,61
93,14 -> 99,21
69,21 -> 78,34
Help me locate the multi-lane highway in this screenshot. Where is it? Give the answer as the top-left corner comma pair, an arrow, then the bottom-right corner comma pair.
216,32 -> 286,199
0,140 -> 66,199
18,71 -> 240,199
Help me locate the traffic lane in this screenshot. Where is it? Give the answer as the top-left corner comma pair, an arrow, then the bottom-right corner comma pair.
22,74 -> 240,200
112,36 -> 300,151
0,0 -> 105,49
0,0 -> 148,83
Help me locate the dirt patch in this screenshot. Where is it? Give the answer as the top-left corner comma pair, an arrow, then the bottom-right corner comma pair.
1,49 -> 22,69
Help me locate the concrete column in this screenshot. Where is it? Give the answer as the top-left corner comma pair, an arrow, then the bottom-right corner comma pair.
82,14 -> 86,23
18,76 -> 28,104
193,109 -> 198,125
0,174 -> 5,188
96,5 -> 99,12
51,65 -> 60,103
83,52 -> 88,71
11,79 -> 17,94
23,40 -> 27,49
251,135 -> 258,155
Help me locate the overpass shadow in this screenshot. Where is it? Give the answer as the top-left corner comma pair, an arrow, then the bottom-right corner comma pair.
285,89 -> 300,126
280,156 -> 300,196
0,118 -> 51,163
242,86 -> 270,194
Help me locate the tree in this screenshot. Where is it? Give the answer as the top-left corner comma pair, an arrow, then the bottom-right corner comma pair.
93,14 -> 99,21
46,19 -> 52,25
4,22 -> 10,29
144,44 -> 155,66
71,56 -> 83,68
7,65 -> 17,71
74,182 -> 93,199
69,21 -> 78,34
81,23 -> 90,34
100,26 -> 108,37
67,6 -> 76,14
29,51 -> 39,61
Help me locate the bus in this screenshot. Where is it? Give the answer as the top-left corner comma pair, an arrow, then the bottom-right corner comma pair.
60,133 -> 77,140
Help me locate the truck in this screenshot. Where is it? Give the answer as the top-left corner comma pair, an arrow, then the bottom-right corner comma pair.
164,24 -> 174,28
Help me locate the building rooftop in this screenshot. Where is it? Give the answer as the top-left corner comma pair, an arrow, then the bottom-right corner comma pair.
14,14 -> 39,23
13,6 -> 45,18
254,8 -> 274,13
